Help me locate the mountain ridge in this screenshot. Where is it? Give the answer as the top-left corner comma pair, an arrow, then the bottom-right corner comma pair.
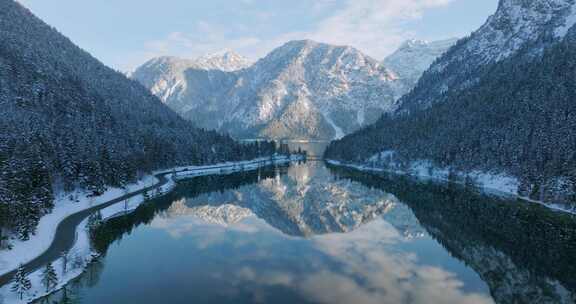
400,0 -> 576,112
133,39 -> 455,140
325,0 -> 576,209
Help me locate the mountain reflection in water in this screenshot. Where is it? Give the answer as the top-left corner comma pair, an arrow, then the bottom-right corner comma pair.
37,161 -> 576,304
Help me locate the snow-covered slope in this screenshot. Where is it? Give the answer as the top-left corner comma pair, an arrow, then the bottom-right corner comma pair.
193,49 -> 252,72
131,51 -> 251,112
326,0 -> 576,209
400,0 -> 576,112
383,38 -> 458,87
133,39 -> 453,140
0,0 -> 260,241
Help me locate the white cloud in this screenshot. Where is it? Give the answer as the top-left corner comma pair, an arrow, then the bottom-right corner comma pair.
303,0 -> 455,59
130,0 -> 456,70
213,218 -> 493,304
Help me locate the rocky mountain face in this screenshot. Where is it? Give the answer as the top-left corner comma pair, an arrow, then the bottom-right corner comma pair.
131,51 -> 251,115
192,50 -> 252,72
133,39 -> 454,140
0,0 -> 266,240
383,38 -> 458,88
400,0 -> 576,112
326,0 -> 576,208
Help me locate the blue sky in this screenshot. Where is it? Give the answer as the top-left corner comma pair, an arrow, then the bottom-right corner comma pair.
18,0 -> 498,71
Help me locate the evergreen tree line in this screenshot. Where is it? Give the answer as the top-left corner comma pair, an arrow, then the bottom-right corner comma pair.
326,27 -> 576,208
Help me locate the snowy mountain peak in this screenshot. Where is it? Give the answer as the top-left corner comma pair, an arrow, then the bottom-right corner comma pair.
395,0 -> 576,112
139,56 -> 195,75
395,38 -> 458,52
138,49 -> 251,75
398,39 -> 429,49
384,38 -> 457,84
462,0 -> 576,63
264,39 -> 378,65
133,39 -> 453,140
194,49 -> 252,71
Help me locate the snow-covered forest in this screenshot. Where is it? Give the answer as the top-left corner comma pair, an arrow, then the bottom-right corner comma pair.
0,1 -> 278,243
326,0 -> 576,209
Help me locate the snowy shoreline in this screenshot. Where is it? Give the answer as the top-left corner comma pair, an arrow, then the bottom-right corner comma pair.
0,155 -> 301,304
325,159 -> 576,215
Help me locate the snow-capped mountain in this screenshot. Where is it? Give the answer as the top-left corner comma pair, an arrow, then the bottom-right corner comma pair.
131,51 -> 251,110
193,50 -> 252,72
400,0 -> 576,112
326,0 -> 576,208
133,39 -> 454,140
383,38 -> 458,87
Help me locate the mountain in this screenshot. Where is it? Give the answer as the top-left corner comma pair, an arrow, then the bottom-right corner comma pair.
193,50 -> 252,72
131,51 -> 251,110
0,0 -> 272,241
399,0 -> 576,112
133,39 -> 454,140
326,0 -> 576,209
383,38 -> 458,88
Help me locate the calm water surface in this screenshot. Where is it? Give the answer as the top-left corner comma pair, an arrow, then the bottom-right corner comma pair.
38,143 -> 576,304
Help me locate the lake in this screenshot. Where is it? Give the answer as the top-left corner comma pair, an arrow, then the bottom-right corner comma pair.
37,143 -> 576,304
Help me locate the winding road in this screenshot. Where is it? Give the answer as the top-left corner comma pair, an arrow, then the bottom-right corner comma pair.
0,158 -> 288,287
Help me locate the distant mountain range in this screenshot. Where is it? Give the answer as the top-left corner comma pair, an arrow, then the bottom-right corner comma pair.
133,39 -> 456,140
326,0 -> 576,209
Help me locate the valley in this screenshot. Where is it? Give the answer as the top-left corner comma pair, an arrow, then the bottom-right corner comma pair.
1,0 -> 575,303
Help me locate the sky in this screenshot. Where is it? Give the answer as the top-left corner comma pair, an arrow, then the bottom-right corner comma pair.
17,0 -> 498,72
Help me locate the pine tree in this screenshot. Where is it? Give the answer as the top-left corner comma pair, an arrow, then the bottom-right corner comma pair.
61,251 -> 70,274
123,188 -> 130,211
11,264 -> 32,300
87,211 -> 103,238
143,189 -> 151,201
59,286 -> 73,304
41,262 -> 58,292
87,211 -> 103,230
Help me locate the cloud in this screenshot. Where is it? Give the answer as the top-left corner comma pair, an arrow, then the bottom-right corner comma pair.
304,0 -> 456,58
214,218 -> 493,304
140,22 -> 263,61
301,219 -> 492,304
130,0 -> 456,71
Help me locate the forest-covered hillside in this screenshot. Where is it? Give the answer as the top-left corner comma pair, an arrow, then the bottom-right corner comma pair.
326,0 -> 576,208
0,0 -> 276,240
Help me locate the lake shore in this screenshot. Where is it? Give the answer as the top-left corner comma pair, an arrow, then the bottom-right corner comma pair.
0,155 -> 302,304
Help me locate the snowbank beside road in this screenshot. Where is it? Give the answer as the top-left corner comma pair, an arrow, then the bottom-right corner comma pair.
0,155 -> 301,303
0,175 -> 157,276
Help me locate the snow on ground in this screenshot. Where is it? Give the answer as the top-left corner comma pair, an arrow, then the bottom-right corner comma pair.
0,219 -> 95,304
322,112 -> 345,140
326,157 -> 576,215
555,3 -> 576,38
0,175 -> 157,276
0,155 -> 301,304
